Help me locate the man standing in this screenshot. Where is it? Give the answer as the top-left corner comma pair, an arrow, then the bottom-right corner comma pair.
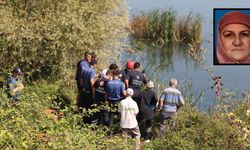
6,67 -> 24,104
79,60 -> 97,123
137,81 -> 158,142
75,51 -> 92,91
118,88 -> 140,150
105,69 -> 126,127
158,78 -> 184,135
75,51 -> 92,105
93,69 -> 113,125
125,62 -> 147,103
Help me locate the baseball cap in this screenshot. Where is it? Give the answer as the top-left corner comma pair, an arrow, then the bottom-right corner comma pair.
126,60 -> 134,69
13,67 -> 23,76
127,88 -> 134,96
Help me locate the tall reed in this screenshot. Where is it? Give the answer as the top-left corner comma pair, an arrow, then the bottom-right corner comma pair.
131,9 -> 202,44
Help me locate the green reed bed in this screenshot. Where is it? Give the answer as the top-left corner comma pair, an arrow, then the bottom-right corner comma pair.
131,9 -> 202,45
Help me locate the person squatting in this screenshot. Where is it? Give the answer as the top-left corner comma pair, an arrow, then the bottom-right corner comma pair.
75,51 -> 185,147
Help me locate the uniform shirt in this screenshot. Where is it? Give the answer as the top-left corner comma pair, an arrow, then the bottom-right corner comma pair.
120,69 -> 131,82
6,76 -> 22,100
118,97 -> 139,129
126,70 -> 146,91
82,66 -> 96,91
76,60 -> 89,81
105,79 -> 125,101
138,89 -> 158,120
94,78 -> 107,103
160,87 -> 184,113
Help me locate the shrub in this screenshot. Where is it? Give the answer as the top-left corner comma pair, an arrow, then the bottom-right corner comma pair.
0,0 -> 129,84
1,82 -> 249,149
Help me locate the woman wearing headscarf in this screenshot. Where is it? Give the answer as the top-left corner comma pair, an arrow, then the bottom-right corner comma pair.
216,11 -> 250,64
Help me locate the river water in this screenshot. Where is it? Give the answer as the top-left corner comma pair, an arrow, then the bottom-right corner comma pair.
122,0 -> 250,111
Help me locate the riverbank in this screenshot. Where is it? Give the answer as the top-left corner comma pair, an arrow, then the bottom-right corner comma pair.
0,81 -> 249,149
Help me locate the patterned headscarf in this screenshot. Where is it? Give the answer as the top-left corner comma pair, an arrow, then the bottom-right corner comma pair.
216,11 -> 250,64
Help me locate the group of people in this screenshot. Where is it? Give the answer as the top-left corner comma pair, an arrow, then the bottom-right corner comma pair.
5,50 -> 184,149
75,51 -> 185,148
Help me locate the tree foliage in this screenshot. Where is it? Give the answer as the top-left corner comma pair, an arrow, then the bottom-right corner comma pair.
0,0 -> 129,82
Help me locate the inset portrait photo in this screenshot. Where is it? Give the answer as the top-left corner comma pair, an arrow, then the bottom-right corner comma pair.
214,9 -> 250,65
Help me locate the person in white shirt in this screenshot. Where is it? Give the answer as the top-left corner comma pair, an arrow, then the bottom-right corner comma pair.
118,88 -> 140,150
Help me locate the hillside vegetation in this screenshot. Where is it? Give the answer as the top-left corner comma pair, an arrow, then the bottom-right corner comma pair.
0,82 -> 250,149
0,0 -> 129,84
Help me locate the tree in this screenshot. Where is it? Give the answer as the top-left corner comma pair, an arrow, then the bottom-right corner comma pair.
0,0 -> 129,83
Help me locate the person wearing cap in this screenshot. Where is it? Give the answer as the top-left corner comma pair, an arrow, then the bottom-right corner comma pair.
125,62 -> 147,103
137,80 -> 158,142
120,60 -> 134,82
6,67 -> 24,103
105,69 -> 126,127
216,11 -> 250,64
79,59 -> 97,123
118,88 -> 140,150
93,69 -> 113,125
158,78 -> 184,136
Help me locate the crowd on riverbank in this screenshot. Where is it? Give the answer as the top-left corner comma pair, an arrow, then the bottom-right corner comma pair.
74,51 -> 184,149
6,50 -> 185,149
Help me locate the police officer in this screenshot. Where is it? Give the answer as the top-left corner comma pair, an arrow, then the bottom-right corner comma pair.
79,60 -> 97,123
105,69 -> 126,127
125,62 -> 147,103
93,69 -> 113,125
75,51 -> 92,106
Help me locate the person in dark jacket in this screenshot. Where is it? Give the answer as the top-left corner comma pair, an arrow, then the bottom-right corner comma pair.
125,62 -> 147,104
137,81 -> 158,142
120,60 -> 134,82
93,69 -> 113,125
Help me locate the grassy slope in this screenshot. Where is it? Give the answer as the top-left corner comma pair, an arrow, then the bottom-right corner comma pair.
0,82 -> 249,149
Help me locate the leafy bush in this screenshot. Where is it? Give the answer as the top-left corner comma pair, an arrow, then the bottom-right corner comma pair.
0,0 -> 129,83
1,82 -> 249,149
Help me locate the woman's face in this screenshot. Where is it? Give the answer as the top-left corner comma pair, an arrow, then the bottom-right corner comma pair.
220,24 -> 250,61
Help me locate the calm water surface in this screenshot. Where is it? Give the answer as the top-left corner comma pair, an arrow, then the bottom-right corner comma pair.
122,0 -> 250,111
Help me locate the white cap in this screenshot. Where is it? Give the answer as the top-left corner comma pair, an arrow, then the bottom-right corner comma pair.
127,88 -> 134,96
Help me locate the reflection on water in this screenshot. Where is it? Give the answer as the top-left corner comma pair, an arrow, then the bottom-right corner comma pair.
121,41 -> 214,111
122,41 -> 200,77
